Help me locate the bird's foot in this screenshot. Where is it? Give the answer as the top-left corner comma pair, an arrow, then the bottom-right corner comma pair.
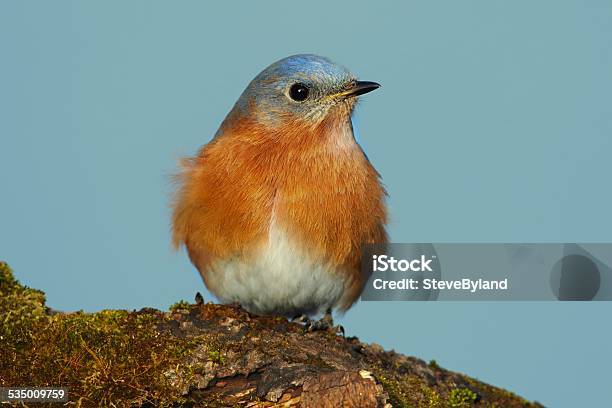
292,309 -> 344,336
229,301 -> 246,311
291,314 -> 311,324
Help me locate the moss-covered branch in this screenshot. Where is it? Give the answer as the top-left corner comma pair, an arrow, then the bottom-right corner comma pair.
0,262 -> 543,407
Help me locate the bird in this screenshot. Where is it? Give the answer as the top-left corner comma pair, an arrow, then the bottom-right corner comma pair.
172,54 -> 387,321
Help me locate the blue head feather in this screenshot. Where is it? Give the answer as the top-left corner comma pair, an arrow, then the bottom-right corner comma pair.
229,54 -> 357,127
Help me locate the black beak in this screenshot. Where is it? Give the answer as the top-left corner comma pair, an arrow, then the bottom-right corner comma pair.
345,81 -> 381,97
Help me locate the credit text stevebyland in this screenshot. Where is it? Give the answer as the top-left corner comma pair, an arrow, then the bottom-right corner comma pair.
370,255 -> 508,293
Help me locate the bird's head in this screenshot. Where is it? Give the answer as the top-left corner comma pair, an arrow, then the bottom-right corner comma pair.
224,54 -> 379,133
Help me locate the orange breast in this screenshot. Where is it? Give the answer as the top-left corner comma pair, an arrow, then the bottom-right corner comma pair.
172,113 -> 387,308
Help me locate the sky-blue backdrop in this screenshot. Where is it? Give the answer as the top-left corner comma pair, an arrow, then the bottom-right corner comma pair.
2,2 -> 611,407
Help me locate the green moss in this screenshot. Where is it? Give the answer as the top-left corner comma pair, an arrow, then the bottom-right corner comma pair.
375,373 -> 413,408
0,262 -> 202,406
208,349 -> 225,365
447,387 -> 478,407
169,300 -> 191,312
420,385 -> 443,407
0,262 -> 48,339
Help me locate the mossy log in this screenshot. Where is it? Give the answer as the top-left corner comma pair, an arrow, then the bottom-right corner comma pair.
0,262 -> 543,407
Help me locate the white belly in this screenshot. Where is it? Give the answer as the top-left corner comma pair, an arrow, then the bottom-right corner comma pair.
208,222 -> 349,317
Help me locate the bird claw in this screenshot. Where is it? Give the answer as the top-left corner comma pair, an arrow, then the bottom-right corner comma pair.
292,314 -> 310,324
293,309 -> 345,336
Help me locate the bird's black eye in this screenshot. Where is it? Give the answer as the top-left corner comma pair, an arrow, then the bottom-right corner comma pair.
288,83 -> 310,102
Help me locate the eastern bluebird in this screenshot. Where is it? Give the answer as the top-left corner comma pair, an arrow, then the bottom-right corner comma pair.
172,54 -> 387,319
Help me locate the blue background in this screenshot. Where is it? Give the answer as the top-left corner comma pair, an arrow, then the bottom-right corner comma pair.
1,2 -> 611,406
